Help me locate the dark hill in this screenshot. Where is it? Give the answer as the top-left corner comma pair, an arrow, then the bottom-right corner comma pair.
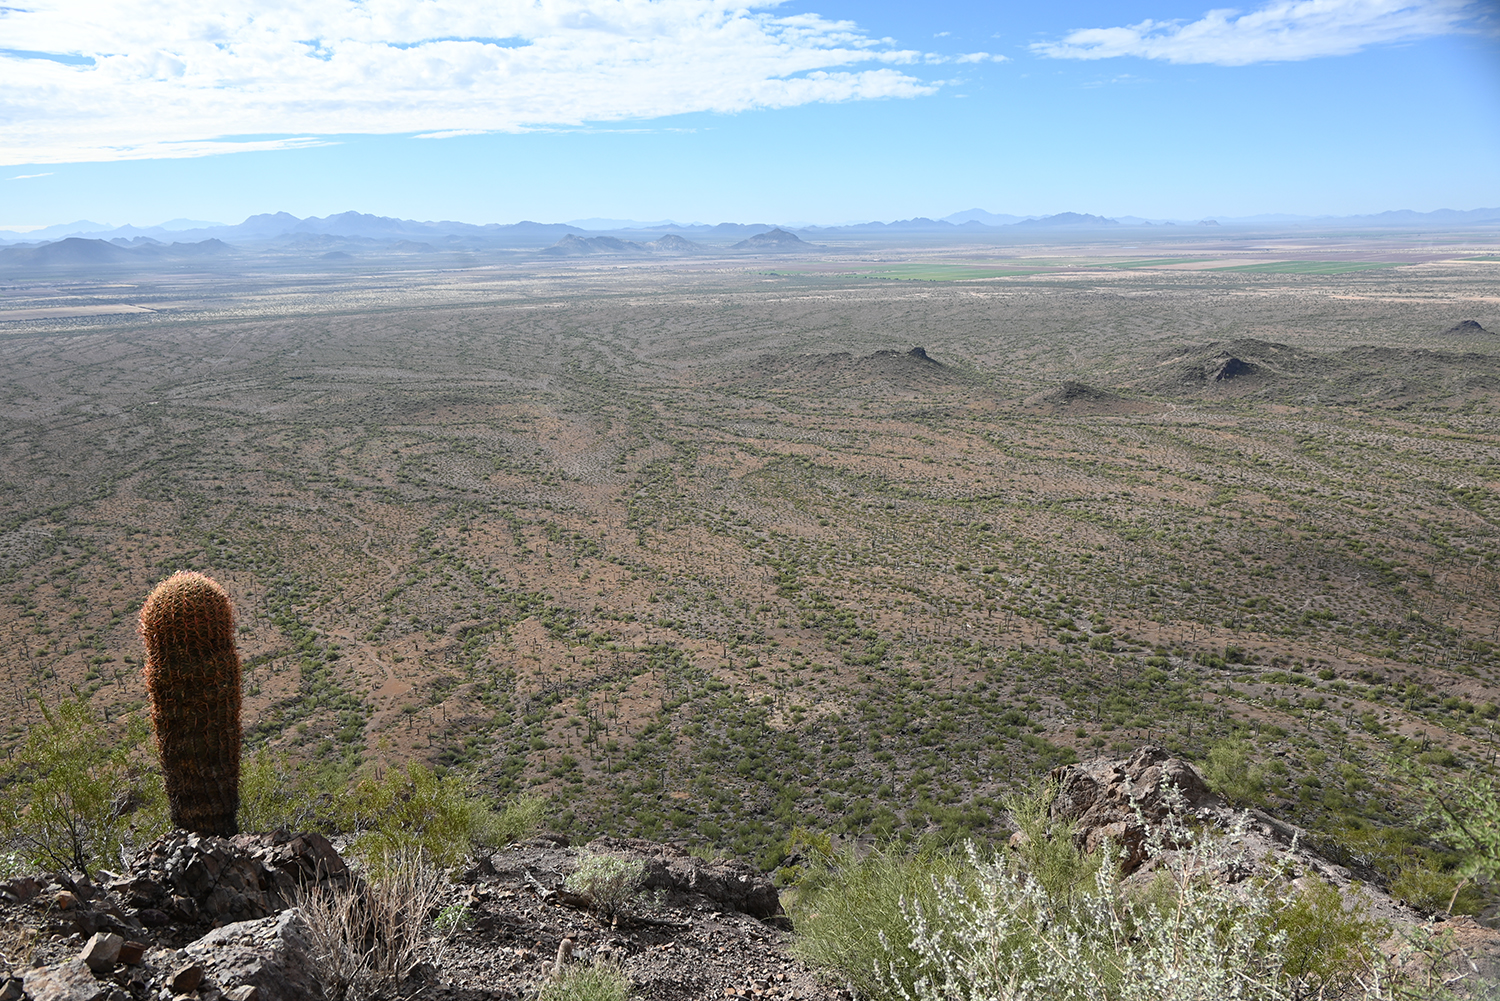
541,234 -> 647,257
1444,320 -> 1492,336
1143,338 -> 1326,396
703,346 -> 992,407
1135,337 -> 1500,407
731,228 -> 810,251
1022,380 -> 1161,415
645,234 -> 706,254
0,237 -> 135,266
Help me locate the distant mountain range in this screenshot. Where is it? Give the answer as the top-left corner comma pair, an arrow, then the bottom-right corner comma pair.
0,236 -> 237,267
1,206 -> 1496,253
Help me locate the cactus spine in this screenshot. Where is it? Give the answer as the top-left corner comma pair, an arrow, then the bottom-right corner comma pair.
139,571 -> 243,836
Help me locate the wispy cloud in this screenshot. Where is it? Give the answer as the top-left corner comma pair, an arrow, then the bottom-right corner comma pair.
1032,0 -> 1475,66
9,172 -> 55,179
0,0 -> 935,165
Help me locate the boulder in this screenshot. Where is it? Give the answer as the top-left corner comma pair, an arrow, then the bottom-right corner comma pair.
1048,745 -> 1217,871
181,909 -> 325,1001
21,959 -> 110,1001
79,931 -> 122,973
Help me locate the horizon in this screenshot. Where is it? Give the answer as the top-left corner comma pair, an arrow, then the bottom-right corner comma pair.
6,203 -> 1500,240
3,0 -> 1497,230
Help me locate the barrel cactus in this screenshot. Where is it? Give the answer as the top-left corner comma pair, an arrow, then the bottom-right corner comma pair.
139,571 -> 243,836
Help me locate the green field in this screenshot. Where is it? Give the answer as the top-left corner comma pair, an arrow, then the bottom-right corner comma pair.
856,264 -> 1041,281
1210,261 -> 1405,275
1089,257 -> 1207,269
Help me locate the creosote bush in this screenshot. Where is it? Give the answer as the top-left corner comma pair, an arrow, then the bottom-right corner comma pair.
789,841 -> 973,1000
565,853 -> 647,924
0,698 -> 166,876
239,753 -> 546,872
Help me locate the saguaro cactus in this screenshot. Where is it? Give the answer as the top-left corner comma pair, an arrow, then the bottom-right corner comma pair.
139,571 -> 243,836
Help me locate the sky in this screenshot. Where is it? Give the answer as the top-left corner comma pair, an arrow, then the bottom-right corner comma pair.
1,0 -> 1497,229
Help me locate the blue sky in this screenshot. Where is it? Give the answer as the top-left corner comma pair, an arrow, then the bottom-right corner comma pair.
1,0 -> 1496,229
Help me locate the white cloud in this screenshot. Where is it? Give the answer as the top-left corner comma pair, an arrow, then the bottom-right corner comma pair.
0,0 -> 935,165
1032,0 -> 1475,65
9,172 -> 55,179
954,51 -> 1008,63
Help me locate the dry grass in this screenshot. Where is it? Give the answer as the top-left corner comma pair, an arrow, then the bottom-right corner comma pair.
296,850 -> 453,1001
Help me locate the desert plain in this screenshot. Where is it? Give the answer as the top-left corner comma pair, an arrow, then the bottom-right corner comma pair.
2,226 -> 1498,871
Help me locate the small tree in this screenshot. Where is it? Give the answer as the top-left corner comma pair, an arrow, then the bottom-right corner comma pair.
0,698 -> 166,876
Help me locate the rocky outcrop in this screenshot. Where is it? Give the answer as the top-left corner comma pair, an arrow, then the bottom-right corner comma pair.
0,830 -> 830,1001
121,830 -> 347,934
1048,745 -> 1219,870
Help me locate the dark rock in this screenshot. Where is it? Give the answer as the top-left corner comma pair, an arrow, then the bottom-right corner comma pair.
135,909 -> 169,928
1444,320 -> 1490,336
169,963 -> 204,993
127,830 -> 348,932
1,877 -> 43,903
1214,357 -> 1256,381
582,837 -> 785,920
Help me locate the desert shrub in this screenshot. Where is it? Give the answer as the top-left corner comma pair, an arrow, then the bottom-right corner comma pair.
537,960 -> 631,1001
297,848 -> 453,1001
565,853 -> 646,924
480,792 -> 548,848
1416,767 -> 1500,882
796,785 -> 1469,1001
241,752 -> 545,863
788,842 -> 971,999
340,762 -> 522,872
239,746 -> 348,833
0,699 -> 166,876
1003,781 -> 1101,909
1201,738 -> 1265,806
877,809 -> 1418,1001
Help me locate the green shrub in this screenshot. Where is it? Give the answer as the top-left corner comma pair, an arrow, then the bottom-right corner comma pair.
480,793 -> 548,848
794,785 -> 1464,1001
239,747 -> 348,833
1390,860 -> 1482,917
1003,781 -> 1101,909
565,853 -> 646,924
1202,739 -> 1265,806
788,842 -> 971,999
537,960 -> 630,1001
0,699 -> 166,876
340,762 -> 500,871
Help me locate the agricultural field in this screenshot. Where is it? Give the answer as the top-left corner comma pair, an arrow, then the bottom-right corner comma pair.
1,233 -> 1499,875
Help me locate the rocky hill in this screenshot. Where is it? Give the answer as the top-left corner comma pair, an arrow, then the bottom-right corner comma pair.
3,747 -> 1496,1001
